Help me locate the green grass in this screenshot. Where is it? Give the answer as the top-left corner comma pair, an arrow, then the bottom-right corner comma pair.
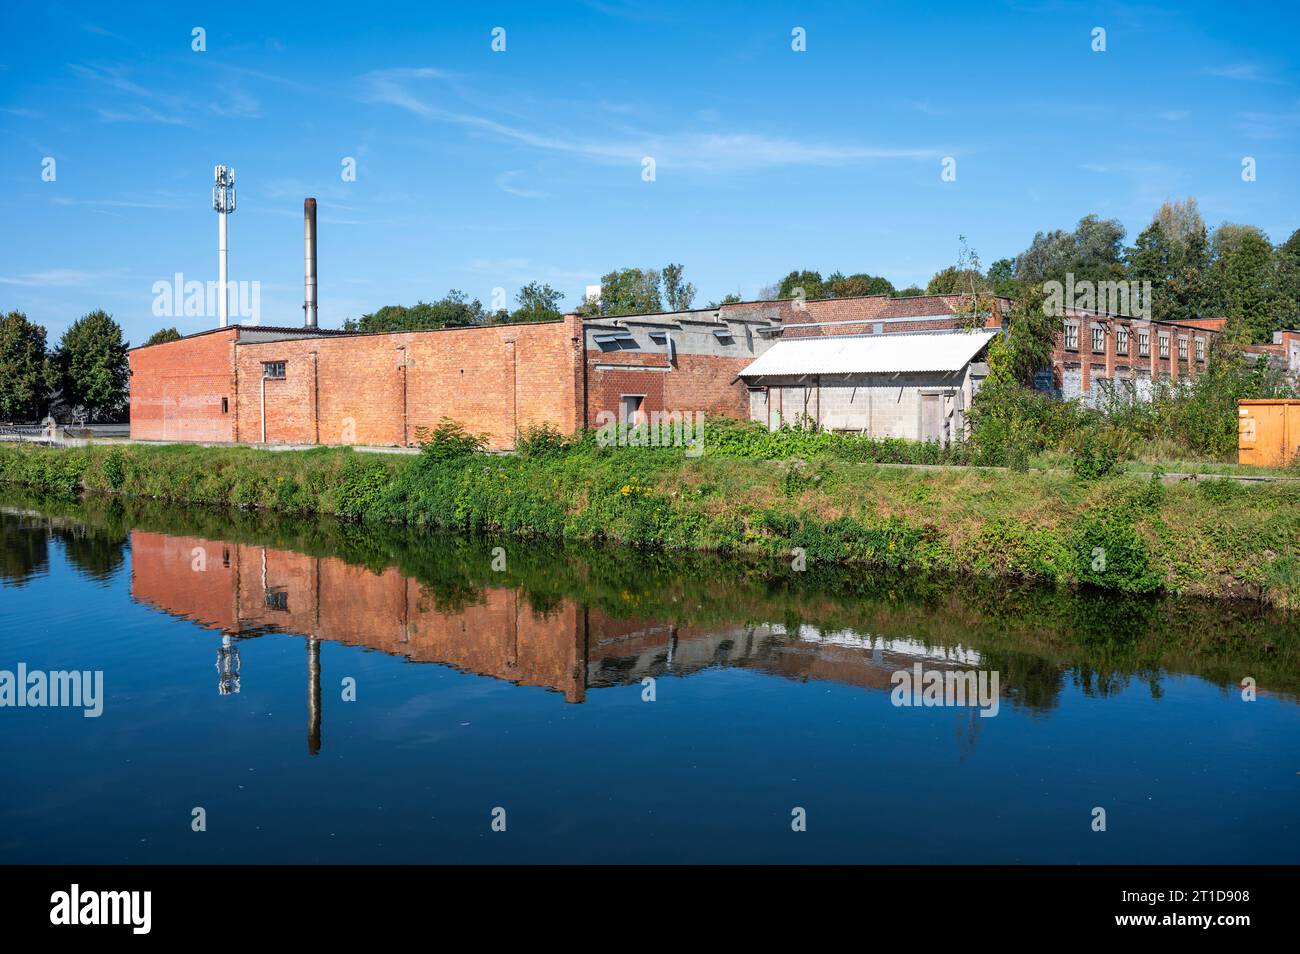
1,437 -> 1296,608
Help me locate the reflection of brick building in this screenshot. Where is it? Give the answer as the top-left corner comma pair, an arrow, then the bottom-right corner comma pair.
130,531 -> 587,702
130,531 -> 983,712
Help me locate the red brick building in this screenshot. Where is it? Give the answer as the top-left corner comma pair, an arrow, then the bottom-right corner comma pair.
129,292 -> 1296,449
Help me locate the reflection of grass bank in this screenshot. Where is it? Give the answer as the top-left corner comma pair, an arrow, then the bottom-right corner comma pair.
1,437 -> 1297,608
5,485 -> 1300,702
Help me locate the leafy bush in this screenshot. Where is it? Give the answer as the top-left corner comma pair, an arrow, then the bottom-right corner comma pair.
415,417 -> 488,463
1069,427 -> 1129,481
516,423 -> 569,460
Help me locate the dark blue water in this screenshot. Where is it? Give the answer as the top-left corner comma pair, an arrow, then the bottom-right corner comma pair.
1,493 -> 1297,863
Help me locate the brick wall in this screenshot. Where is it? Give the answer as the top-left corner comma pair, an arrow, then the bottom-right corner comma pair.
585,351 -> 756,425
232,316 -> 583,449
128,329 -> 238,442
1051,312 -> 1214,399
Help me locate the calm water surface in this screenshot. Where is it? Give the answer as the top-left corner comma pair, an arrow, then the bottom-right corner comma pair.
1,490 -> 1297,863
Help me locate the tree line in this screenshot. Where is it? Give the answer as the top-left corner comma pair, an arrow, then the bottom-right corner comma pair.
0,310 -> 139,423
765,200 -> 1298,346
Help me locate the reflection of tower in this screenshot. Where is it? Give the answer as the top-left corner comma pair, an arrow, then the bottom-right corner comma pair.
217,633 -> 241,695
307,637 -> 321,755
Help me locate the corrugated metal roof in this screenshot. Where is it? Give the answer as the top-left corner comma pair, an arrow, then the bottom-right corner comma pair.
739,330 -> 998,377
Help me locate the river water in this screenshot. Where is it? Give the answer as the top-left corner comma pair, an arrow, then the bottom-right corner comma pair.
1,489 -> 1296,863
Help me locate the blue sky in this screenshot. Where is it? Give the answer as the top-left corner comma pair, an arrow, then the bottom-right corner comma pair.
1,0 -> 1297,344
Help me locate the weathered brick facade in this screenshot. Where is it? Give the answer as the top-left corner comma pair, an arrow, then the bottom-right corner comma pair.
127,328 -> 240,443
232,316 -> 583,449
130,317 -> 585,450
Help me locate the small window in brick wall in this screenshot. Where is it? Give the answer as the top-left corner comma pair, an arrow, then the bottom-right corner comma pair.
1178,336 -> 1188,359
1091,325 -> 1105,353
221,397 -> 229,414
263,361 -> 286,379
1116,327 -> 1129,355
1138,330 -> 1150,356
1158,334 -> 1170,358
1195,338 -> 1206,362
1064,322 -> 1079,350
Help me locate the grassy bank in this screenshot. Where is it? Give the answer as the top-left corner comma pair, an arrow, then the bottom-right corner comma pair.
1,435 -> 1297,607
7,487 -> 1299,697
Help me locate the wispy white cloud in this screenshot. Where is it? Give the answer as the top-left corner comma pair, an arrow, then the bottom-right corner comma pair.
1204,63 -> 1281,83
495,170 -> 547,198
1236,102 -> 1300,140
0,268 -> 112,287
83,23 -> 126,41
96,105 -> 191,126
50,194 -> 187,210
359,67 -> 941,173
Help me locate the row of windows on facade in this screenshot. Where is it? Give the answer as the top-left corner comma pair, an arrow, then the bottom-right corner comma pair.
1063,323 -> 1204,361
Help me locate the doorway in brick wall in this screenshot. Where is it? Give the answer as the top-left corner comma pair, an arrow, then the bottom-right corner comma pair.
620,394 -> 646,426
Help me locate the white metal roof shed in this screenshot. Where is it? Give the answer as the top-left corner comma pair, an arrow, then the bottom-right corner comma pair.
738,330 -> 998,378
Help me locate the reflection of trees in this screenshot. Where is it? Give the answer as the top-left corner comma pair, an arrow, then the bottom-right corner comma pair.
52,526 -> 127,583
0,524 -> 49,587
982,651 -> 1065,712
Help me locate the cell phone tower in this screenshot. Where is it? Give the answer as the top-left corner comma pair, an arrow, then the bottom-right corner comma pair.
212,165 -> 236,327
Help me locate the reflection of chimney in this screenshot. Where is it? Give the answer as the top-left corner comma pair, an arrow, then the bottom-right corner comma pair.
307,637 -> 321,755
304,198 -> 318,328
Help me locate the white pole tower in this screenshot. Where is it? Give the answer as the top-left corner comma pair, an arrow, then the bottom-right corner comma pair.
213,165 -> 236,327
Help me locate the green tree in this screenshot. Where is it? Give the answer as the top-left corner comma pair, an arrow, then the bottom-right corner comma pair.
344,291 -> 487,332
986,258 -> 1020,298
1272,228 -> 1300,328
508,281 -> 565,323
0,310 -> 57,421
826,272 -> 895,297
926,265 -> 988,295
1015,214 -> 1126,287
1207,224 -> 1277,343
55,310 -> 129,421
999,283 -> 1061,386
661,263 -> 696,311
776,270 -> 826,301
595,267 -> 662,316
893,285 -> 924,297
1124,200 -> 1211,323
144,327 -> 182,346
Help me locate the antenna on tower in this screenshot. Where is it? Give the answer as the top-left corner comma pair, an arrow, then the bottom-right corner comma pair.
213,165 -> 236,327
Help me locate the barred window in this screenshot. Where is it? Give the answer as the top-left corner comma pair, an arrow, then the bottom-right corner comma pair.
262,361 -> 286,379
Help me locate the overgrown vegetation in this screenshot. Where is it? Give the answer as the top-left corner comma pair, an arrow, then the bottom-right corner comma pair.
969,339 -> 1297,468
1,436 -> 1295,608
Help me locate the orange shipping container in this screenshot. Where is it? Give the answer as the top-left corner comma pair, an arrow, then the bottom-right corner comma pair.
1238,399 -> 1300,467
